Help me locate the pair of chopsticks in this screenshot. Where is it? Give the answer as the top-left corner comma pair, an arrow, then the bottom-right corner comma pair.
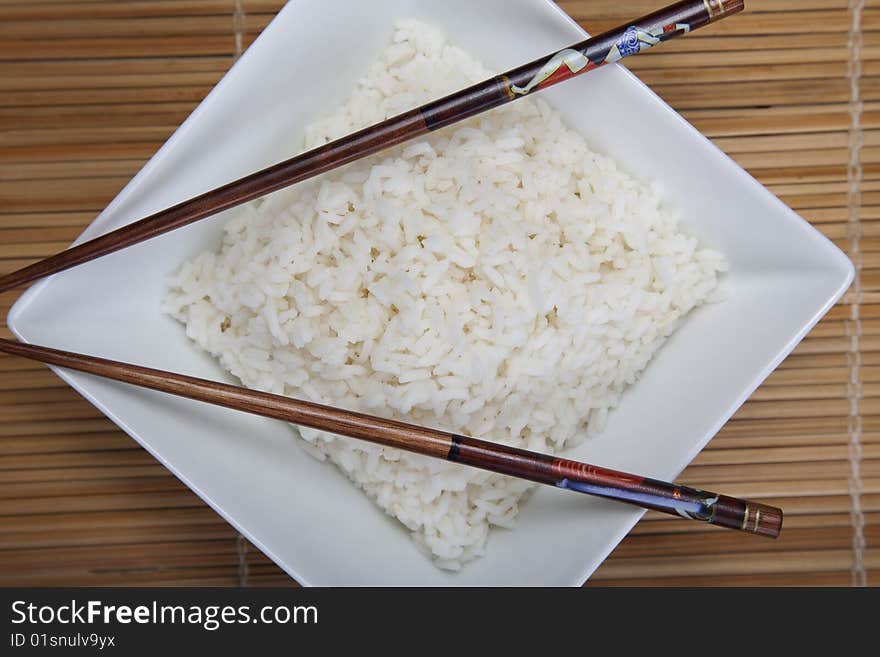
0,1 -> 778,536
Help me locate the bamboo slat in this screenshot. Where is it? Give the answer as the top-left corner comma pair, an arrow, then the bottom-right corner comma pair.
0,476 -> 188,500
0,0 -> 874,587
591,549 -> 880,580
591,571 -> 879,587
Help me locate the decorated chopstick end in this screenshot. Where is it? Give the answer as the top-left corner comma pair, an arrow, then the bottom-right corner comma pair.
705,0 -> 746,22
712,495 -> 783,539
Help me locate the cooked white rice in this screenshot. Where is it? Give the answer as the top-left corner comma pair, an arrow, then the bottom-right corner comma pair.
163,20 -> 727,570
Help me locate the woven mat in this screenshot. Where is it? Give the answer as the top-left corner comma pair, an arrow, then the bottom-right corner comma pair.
0,0 -> 876,587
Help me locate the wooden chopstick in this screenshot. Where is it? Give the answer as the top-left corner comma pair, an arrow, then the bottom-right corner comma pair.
0,337 -> 781,538
0,0 -> 745,294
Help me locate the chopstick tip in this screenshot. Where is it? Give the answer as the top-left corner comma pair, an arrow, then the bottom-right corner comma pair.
724,0 -> 746,15
754,503 -> 783,539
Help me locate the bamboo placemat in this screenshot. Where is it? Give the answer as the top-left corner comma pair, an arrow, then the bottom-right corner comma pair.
0,0 -> 876,587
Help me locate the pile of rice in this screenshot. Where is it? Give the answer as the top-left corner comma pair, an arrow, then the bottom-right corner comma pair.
163,20 -> 727,569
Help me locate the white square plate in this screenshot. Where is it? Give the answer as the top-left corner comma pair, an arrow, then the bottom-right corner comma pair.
9,0 -> 853,585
